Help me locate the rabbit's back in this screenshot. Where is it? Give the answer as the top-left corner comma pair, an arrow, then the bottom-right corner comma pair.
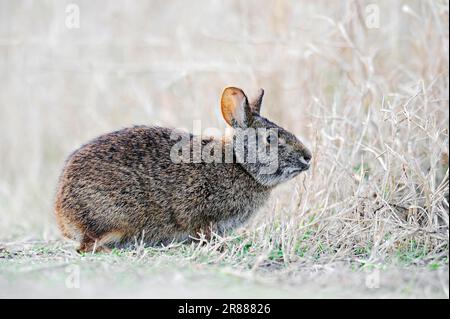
55,126 -> 270,249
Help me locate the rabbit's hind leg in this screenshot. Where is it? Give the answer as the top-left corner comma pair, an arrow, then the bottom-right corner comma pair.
77,231 -> 124,254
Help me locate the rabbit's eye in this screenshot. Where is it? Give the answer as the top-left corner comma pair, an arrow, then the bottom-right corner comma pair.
266,134 -> 277,144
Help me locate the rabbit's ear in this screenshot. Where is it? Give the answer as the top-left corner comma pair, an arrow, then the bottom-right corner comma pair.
250,88 -> 264,114
221,87 -> 252,128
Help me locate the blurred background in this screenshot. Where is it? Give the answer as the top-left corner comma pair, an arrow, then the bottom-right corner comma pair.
0,0 -> 448,256
0,0 -> 448,298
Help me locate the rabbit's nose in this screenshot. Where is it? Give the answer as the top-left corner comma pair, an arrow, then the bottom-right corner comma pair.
299,155 -> 311,166
300,150 -> 312,166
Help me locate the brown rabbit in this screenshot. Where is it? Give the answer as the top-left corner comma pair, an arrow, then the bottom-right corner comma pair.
55,87 -> 312,253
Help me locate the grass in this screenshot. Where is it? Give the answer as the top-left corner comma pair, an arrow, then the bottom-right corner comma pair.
0,0 -> 449,298
0,240 -> 448,298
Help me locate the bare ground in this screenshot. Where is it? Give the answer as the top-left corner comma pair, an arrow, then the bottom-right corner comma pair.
0,240 -> 447,299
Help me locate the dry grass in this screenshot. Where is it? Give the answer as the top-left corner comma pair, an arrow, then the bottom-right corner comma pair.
0,0 -> 448,297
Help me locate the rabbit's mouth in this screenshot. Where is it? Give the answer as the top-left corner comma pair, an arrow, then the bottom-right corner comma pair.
285,166 -> 308,178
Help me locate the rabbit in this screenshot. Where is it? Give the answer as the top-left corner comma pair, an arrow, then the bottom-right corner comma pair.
54,87 -> 312,253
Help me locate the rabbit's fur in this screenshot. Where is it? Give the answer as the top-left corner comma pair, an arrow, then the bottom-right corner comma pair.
55,87 -> 312,253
